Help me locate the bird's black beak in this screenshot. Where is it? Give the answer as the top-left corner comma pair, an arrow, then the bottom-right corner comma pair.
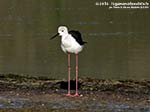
50,33 -> 59,40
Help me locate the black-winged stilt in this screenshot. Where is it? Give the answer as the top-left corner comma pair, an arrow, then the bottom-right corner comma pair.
50,26 -> 86,96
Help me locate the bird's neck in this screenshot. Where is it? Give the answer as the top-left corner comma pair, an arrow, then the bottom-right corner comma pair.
61,33 -> 69,40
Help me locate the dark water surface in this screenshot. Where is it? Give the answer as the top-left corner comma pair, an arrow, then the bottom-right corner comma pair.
0,0 -> 150,79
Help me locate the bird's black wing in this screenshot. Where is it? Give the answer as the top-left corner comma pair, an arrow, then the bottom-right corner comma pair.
69,30 -> 87,45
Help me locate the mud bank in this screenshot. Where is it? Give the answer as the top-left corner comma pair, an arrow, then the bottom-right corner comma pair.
0,74 -> 149,112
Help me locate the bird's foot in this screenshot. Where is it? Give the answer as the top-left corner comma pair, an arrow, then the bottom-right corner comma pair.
65,93 -> 73,97
73,93 -> 79,97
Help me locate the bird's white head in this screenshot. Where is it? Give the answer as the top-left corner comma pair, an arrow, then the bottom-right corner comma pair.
50,26 -> 69,40
58,26 -> 68,36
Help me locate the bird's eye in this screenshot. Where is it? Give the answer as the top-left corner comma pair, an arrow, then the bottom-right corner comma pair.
62,30 -> 64,32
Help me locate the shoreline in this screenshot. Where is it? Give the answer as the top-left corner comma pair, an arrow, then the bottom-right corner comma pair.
0,74 -> 149,111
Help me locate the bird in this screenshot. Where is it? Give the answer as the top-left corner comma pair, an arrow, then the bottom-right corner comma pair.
50,26 -> 86,96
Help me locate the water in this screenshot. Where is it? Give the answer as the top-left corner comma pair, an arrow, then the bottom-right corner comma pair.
0,0 -> 150,79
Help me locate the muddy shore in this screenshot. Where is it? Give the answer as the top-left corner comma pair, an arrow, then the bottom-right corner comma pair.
0,74 -> 149,112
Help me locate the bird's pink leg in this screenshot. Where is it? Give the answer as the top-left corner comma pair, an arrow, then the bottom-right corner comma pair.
66,53 -> 71,96
74,54 -> 79,96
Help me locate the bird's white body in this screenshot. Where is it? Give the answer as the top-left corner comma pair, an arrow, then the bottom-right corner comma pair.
61,34 -> 83,54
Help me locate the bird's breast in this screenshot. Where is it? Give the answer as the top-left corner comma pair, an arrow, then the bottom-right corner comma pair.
61,36 -> 72,48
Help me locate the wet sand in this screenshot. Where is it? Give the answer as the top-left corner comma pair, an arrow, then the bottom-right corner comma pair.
0,74 -> 149,112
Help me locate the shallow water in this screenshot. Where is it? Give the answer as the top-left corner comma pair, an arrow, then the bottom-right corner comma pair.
0,96 -> 150,112
0,0 -> 150,80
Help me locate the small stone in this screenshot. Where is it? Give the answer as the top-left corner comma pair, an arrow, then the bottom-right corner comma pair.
147,99 -> 150,103
9,91 -> 13,94
117,96 -> 120,99
126,98 -> 130,101
27,93 -> 30,96
92,98 -> 96,101
41,103 -> 45,106
80,94 -> 83,97
16,93 -> 19,96
90,88 -> 93,91
90,92 -> 93,95
8,99 -> 12,104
